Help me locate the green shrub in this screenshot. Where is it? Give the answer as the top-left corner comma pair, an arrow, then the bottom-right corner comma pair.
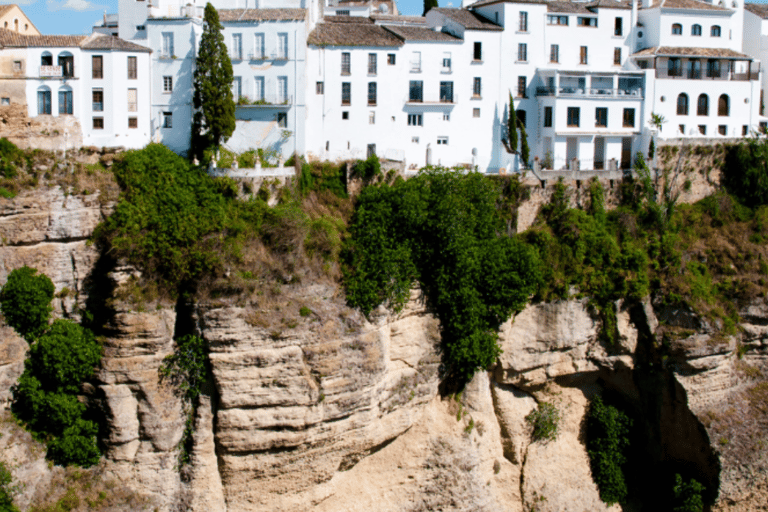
299,306 -> 312,317
672,474 -> 705,512
0,187 -> 15,199
723,137 -> 768,208
0,265 -> 55,340
0,462 -> 19,512
586,396 -> 632,505
355,154 -> 381,181
0,138 -> 26,179
525,402 -> 560,442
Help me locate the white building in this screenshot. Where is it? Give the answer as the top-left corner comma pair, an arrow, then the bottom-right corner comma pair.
0,29 -> 152,149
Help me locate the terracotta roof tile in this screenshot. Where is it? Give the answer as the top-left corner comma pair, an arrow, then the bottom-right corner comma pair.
218,8 -> 306,22
80,34 -> 152,52
308,21 -> 403,46
632,46 -> 750,58
324,15 -> 374,23
371,13 -> 427,24
0,4 -> 16,16
469,0 -> 548,7
746,3 -> 768,18
383,25 -> 462,41
586,0 -> 632,9
431,8 -> 503,31
644,0 -> 730,10
547,1 -> 593,13
0,28 -> 150,52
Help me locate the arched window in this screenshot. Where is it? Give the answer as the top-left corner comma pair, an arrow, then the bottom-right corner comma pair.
14,19 -> 18,32
672,23 -> 682,35
718,94 -> 730,116
677,93 -> 689,115
58,86 -> 73,115
692,24 -> 702,36
57,51 -> 74,78
711,25 -> 721,37
37,86 -> 51,115
698,94 -> 709,116
41,51 -> 53,66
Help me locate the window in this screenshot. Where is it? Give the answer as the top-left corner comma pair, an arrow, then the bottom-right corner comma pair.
473,108 -> 480,118
577,17 -> 597,27
342,82 -> 351,105
127,56 -> 137,79
544,106 -> 552,127
408,113 -> 423,126
277,33 -> 288,59
92,55 -> 103,79
388,53 -> 396,65
316,81 -> 324,94
437,136 -> 448,145
232,33 -> 242,59
232,76 -> 242,100
410,51 -> 421,72
706,59 -> 720,78
342,111 -> 349,120
93,117 -> 104,129
699,125 -> 706,135
277,112 -> 287,127
672,23 -> 682,35
473,77 -> 481,97
517,110 -> 526,128
277,76 -> 288,103
58,90 -> 72,115
128,88 -> 137,112
698,94 -> 709,115
567,107 -> 580,127
517,76 -> 526,98
369,111 -> 375,124
614,48 -> 621,65
443,113 -> 450,121
474,42 -> 482,61
409,80 -> 423,102
336,9 -> 350,15
550,44 -> 559,63
689,59 -> 701,79
412,136 -> 419,143
162,32 -> 174,57
368,82 -> 377,105
254,33 -> 265,59
692,24 -> 701,36
440,81 -> 454,103
163,76 -> 173,93
679,124 -> 685,134
711,25 -> 721,37
41,53 -> 52,66
547,15 -> 568,25
677,93 -> 689,115
614,17 -> 623,36
254,76 -> 264,101
668,58 -> 682,77
580,46 -> 588,65
623,108 -> 635,127
518,43 -> 527,62
128,117 -> 138,128
37,89 -> 51,114
136,25 -> 145,31
367,144 -> 376,158
595,107 -> 607,127
368,53 -> 377,75
519,11 -> 528,31
743,125 -> 749,136
719,125 -> 727,136
442,52 -> 452,72
341,52 -> 350,75
92,89 -> 103,111
718,94 -> 729,116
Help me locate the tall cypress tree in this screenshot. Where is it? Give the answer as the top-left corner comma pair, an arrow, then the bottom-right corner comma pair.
519,120 -> 530,168
507,93 -> 518,153
423,0 -> 438,16
193,3 -> 235,153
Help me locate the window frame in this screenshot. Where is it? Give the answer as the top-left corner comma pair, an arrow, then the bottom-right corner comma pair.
567,107 -> 580,127
614,48 -> 621,65
92,55 -> 103,79
614,17 -> 623,36
517,76 -> 526,98
127,56 -> 137,79
341,52 -> 351,75
518,43 -> 527,62
368,82 -> 377,105
622,108 -> 635,128
439,81 -> 454,103
550,44 -> 559,63
672,23 -> 682,35
711,25 -> 721,37
580,46 -> 588,65
473,42 -> 482,61
544,106 -> 553,128
692,24 -> 702,36
341,82 -> 351,105
595,107 -> 608,128
92,89 -> 104,112
472,77 -> 481,98
163,76 -> 173,93
409,80 -> 424,102
519,11 -> 528,32
677,93 -> 689,115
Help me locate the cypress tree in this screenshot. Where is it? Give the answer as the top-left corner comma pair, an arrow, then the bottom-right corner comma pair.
507,93 -> 518,153
519,119 -> 530,168
193,3 -> 235,153
423,0 -> 438,16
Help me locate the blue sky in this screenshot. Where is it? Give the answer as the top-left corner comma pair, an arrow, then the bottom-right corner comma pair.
6,0 -> 768,36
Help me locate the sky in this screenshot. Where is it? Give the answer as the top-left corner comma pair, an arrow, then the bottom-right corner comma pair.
5,0 -> 768,36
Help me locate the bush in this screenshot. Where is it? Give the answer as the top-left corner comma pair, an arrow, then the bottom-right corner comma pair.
0,138 -> 26,179
723,137 -> 768,208
355,154 -> 381,181
525,402 -> 560,442
586,396 -> 632,505
0,462 -> 19,512
672,474 -> 705,512
0,265 -> 54,340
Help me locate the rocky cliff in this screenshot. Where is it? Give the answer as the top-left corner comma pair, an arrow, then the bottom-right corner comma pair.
1,180 -> 766,511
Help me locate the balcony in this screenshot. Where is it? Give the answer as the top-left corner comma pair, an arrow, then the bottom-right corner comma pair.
248,52 -> 266,61
536,87 -> 643,99
235,95 -> 292,107
656,67 -> 758,81
404,95 -> 456,106
40,65 -> 62,78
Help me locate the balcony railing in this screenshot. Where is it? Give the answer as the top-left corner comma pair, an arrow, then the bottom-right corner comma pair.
235,95 -> 292,107
40,65 -> 62,78
536,87 -> 643,99
404,95 -> 456,105
656,68 -> 759,81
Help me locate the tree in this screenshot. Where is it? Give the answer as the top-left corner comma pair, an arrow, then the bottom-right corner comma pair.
0,265 -> 54,340
193,3 -> 235,153
504,93 -> 518,154
519,119 -> 530,168
423,0 -> 438,16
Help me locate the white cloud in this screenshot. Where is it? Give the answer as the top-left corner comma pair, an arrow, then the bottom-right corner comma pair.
46,0 -> 105,12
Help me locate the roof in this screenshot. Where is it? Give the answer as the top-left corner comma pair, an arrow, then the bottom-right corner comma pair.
0,4 -> 16,16
547,1 -> 593,14
0,28 -> 151,52
324,15 -> 374,23
586,0 -> 632,9
218,8 -> 306,21
383,25 -> 462,41
371,13 -> 427,24
308,21 -> 403,46
469,0 -> 547,7
431,7 -> 503,31
644,0 -> 730,11
746,3 -> 768,18
632,46 -> 750,58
